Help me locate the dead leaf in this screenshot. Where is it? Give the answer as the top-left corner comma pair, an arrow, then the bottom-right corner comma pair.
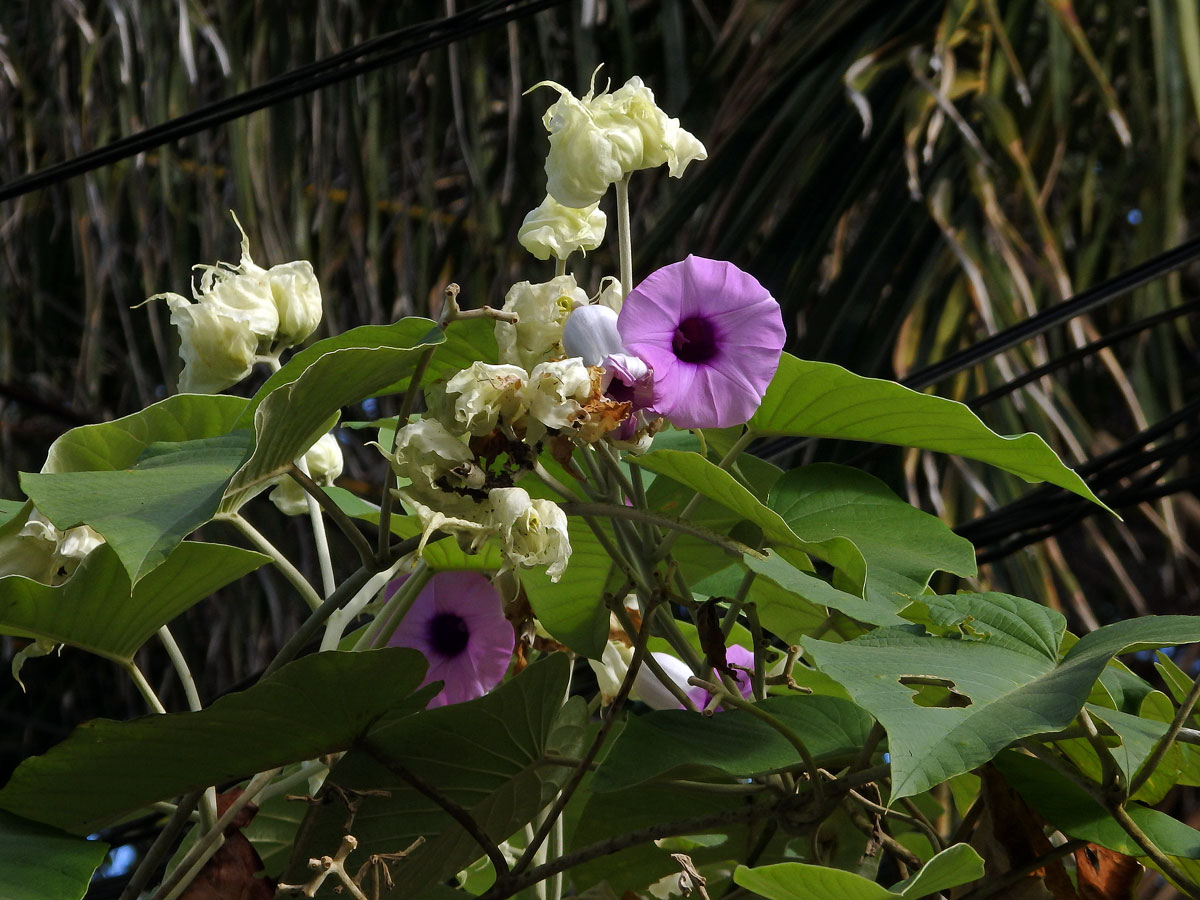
1074,843 -> 1142,900
178,789 -> 274,900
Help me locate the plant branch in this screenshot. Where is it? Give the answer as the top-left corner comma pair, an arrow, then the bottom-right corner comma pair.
360,740 -> 509,877
1110,803 -> 1200,897
117,790 -> 204,900
220,513 -> 322,612
512,597 -> 660,877
288,463 -> 376,568
1129,671 -> 1200,797
560,501 -> 763,560
483,803 -> 773,900
956,838 -> 1086,900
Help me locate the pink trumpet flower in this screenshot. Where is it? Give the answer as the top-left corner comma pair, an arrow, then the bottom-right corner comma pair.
617,256 -> 785,429
387,571 -> 515,707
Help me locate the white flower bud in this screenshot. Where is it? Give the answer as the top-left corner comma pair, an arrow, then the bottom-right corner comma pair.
518,194 -> 607,261
521,358 -> 593,443
443,362 -> 528,436
588,640 -> 634,705
495,275 -> 588,371
561,304 -> 624,366
488,487 -> 572,581
631,652 -> 698,710
264,260 -> 323,347
269,433 -> 344,516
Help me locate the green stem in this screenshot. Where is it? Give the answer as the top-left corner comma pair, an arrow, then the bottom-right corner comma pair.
363,560 -> 433,650
125,660 -> 166,715
699,680 -> 825,805
288,463 -> 376,568
157,626 -> 201,712
554,256 -> 567,278
561,501 -> 760,560
1077,706 -> 1121,793
150,769 -> 280,900
220,513 -> 322,612
117,790 -> 204,900
1130,671 -> 1200,797
615,174 -> 633,298
156,626 -> 217,831
652,428 -> 755,560
320,556 -> 410,651
295,457 -> 335,598
1110,802 -> 1200,897
745,602 -> 767,701
512,597 -> 659,878
376,285 -> 459,557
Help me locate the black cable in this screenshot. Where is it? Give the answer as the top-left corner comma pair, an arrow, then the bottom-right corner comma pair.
968,298 -> 1200,410
902,234 -> 1200,390
0,0 -> 568,204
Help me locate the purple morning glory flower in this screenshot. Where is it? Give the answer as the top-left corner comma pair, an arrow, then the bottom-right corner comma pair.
617,255 -> 785,429
387,571 -> 515,707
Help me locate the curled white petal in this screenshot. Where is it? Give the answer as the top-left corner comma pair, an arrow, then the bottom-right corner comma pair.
444,362 -> 528,436
495,275 -> 589,371
518,195 -> 607,261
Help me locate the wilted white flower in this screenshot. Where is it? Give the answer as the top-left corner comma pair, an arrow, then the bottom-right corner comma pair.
521,358 -> 593,443
160,298 -> 259,394
495,275 -> 589,371
593,275 -> 625,313
394,490 -> 496,556
10,510 -> 104,585
147,215 -> 323,393
269,432 -> 345,516
533,71 -> 708,208
443,362 -> 528,436
518,194 -> 607,261
487,487 -> 571,581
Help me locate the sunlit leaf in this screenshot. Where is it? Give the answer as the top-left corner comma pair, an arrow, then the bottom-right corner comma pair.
22,433 -> 251,583
749,355 -> 1109,509
0,541 -> 265,663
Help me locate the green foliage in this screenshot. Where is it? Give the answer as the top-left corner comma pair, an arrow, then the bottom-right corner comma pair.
286,654 -> 586,897
0,810 -> 109,900
22,433 -> 251,583
0,541 -> 266,663
0,649 -> 430,833
750,355 -> 1107,509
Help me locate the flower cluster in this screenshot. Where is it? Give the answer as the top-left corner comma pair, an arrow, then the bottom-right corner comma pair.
532,72 -> 708,208
268,433 -> 345,516
148,216 -> 322,393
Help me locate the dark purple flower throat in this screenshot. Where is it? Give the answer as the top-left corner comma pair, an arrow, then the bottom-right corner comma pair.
429,612 -> 470,657
672,316 -> 718,363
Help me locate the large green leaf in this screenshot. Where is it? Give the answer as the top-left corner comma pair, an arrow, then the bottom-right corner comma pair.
746,550 -> 910,629
519,516 -> 613,659
592,694 -> 873,792
734,843 -> 985,899
287,654 -> 587,898
42,393 -> 248,473
749,354 -> 1107,509
0,649 -> 430,833
222,319 -> 445,509
768,465 -> 977,606
995,751 -> 1200,858
632,451 -> 869,589
22,434 -> 251,583
0,541 -> 265,663
805,606 -> 1200,800
0,810 -> 108,900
